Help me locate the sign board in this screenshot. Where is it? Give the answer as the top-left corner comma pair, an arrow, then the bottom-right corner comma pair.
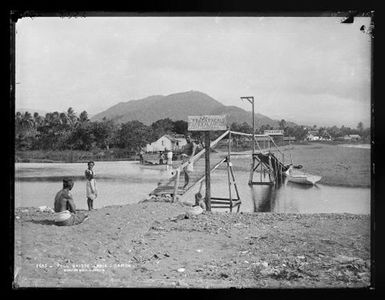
188,115 -> 227,131
264,130 -> 284,136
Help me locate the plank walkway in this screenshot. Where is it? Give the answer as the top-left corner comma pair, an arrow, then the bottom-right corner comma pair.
149,152 -> 226,197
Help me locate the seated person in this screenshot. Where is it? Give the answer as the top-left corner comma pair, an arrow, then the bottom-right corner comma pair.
194,191 -> 206,210
54,178 -> 88,226
194,182 -> 206,210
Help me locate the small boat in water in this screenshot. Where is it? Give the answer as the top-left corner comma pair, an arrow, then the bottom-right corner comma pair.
286,173 -> 322,185
284,165 -> 322,185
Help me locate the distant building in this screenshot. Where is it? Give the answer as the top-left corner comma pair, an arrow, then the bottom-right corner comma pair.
264,129 -> 284,144
306,130 -> 320,141
343,134 -> 361,141
307,130 -> 318,135
283,136 -> 296,142
264,130 -> 284,136
145,134 -> 187,152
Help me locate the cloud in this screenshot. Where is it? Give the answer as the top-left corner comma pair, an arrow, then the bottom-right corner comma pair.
15,16 -> 372,126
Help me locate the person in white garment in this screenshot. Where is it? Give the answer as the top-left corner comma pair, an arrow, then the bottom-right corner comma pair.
166,148 -> 173,171
85,161 -> 97,211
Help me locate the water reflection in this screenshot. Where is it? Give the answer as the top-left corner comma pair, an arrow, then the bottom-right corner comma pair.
14,161 -> 370,214
251,185 -> 275,212
285,181 -> 315,190
251,180 -> 286,212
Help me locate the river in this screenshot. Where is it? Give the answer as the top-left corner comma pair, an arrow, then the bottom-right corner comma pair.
14,161 -> 370,214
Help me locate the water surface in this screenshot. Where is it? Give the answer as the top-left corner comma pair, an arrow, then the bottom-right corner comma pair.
14,161 -> 370,214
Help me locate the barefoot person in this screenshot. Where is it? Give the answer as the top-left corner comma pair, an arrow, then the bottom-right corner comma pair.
85,161 -> 97,211
181,134 -> 197,189
194,181 -> 206,210
54,178 -> 88,226
166,148 -> 173,171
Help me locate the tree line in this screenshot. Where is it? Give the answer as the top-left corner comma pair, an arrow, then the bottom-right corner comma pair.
231,120 -> 370,142
15,108 -> 370,153
15,108 -> 191,153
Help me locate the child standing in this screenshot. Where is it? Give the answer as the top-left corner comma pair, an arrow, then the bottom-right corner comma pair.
85,161 -> 97,211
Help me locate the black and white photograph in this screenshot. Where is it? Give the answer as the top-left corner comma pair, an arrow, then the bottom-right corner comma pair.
12,13 -> 373,288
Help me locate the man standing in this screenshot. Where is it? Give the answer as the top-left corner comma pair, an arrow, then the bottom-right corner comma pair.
165,148 -> 173,171
139,149 -> 144,164
181,134 -> 197,189
54,178 -> 88,226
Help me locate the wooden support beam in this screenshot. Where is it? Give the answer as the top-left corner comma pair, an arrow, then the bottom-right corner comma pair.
253,162 -> 261,172
248,156 -> 256,185
183,157 -> 226,196
249,181 -> 274,185
205,132 -> 211,211
210,205 -> 234,209
211,201 -> 231,205
227,131 -> 233,212
172,169 -> 180,202
229,167 -> 241,201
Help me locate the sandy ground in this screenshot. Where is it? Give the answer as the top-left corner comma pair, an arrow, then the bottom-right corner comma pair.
14,202 -> 371,288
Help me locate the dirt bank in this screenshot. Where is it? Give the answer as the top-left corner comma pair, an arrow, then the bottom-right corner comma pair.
14,202 -> 371,288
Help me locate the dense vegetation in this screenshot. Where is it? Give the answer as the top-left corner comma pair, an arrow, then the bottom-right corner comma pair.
15,108 -> 370,158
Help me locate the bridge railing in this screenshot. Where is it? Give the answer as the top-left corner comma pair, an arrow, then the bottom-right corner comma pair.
172,130 -> 230,201
177,130 -> 230,171
229,131 -> 285,165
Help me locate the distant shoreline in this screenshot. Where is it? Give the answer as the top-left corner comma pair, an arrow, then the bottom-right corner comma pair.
337,144 -> 371,149
15,143 -> 370,188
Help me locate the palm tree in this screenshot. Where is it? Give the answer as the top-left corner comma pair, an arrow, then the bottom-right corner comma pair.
67,107 -> 78,126
59,112 -> 69,125
15,111 -> 22,121
21,111 -> 34,129
357,122 -> 364,133
33,112 -> 44,127
79,111 -> 89,123
279,119 -> 287,130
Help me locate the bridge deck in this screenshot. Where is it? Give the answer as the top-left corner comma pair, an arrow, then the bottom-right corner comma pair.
149,152 -> 225,196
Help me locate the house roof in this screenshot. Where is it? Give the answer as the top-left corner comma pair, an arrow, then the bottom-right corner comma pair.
162,134 -> 187,142
307,130 -> 318,135
163,134 -> 177,142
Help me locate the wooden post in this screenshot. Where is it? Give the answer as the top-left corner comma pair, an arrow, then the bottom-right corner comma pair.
248,157 -> 255,185
268,155 -> 273,183
227,159 -> 233,212
172,169 -> 180,202
205,132 -> 211,211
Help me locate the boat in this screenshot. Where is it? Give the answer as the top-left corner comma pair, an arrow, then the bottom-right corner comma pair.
286,173 -> 322,185
284,165 -> 322,185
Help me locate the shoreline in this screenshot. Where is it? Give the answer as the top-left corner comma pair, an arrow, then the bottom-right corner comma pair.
14,201 -> 371,288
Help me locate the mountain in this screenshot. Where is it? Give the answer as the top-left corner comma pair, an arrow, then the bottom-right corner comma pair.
91,91 -> 289,128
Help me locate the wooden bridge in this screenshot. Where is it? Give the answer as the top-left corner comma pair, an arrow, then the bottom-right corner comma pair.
148,130 -> 288,212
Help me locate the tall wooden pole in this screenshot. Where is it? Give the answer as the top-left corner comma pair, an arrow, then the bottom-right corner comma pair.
252,98 -> 255,156
205,132 -> 211,211
241,96 -> 255,185
227,130 -> 233,212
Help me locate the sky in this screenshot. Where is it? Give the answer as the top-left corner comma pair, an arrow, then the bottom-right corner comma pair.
15,16 -> 372,128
